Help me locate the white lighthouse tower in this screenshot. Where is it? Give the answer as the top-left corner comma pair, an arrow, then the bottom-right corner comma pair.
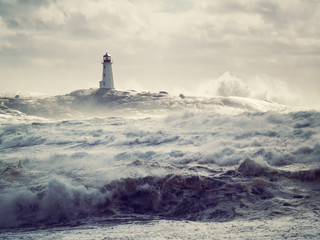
99,52 -> 114,89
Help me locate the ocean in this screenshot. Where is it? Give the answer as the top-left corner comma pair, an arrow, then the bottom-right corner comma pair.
0,89 -> 319,239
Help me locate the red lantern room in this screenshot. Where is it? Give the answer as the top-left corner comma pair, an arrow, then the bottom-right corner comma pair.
103,52 -> 112,63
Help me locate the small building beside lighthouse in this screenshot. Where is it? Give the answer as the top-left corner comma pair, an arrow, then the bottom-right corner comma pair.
99,52 -> 114,89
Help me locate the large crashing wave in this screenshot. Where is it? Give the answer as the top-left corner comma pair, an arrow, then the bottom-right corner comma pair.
0,89 -> 319,228
0,158 -> 319,228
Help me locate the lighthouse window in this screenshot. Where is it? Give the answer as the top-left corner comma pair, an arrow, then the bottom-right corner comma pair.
103,73 -> 105,77
103,65 -> 105,69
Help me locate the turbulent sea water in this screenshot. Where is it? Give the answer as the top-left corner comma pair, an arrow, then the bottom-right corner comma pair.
0,89 -> 320,239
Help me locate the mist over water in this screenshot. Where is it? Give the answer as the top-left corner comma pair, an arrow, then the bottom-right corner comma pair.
0,90 -> 319,239
195,72 -> 305,108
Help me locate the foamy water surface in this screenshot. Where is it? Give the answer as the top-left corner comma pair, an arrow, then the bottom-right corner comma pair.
0,93 -> 319,239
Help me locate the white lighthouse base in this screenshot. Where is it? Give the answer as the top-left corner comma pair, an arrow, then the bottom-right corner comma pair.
100,62 -> 114,89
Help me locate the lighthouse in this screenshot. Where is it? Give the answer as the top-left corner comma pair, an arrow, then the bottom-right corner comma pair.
99,52 -> 114,89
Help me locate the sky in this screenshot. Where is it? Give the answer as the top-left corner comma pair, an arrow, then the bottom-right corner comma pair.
0,0 -> 319,108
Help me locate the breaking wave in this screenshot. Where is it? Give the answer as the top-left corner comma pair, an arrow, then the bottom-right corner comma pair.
1,157 -> 319,228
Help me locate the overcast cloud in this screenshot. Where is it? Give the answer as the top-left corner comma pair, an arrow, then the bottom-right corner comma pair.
0,0 -> 319,107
